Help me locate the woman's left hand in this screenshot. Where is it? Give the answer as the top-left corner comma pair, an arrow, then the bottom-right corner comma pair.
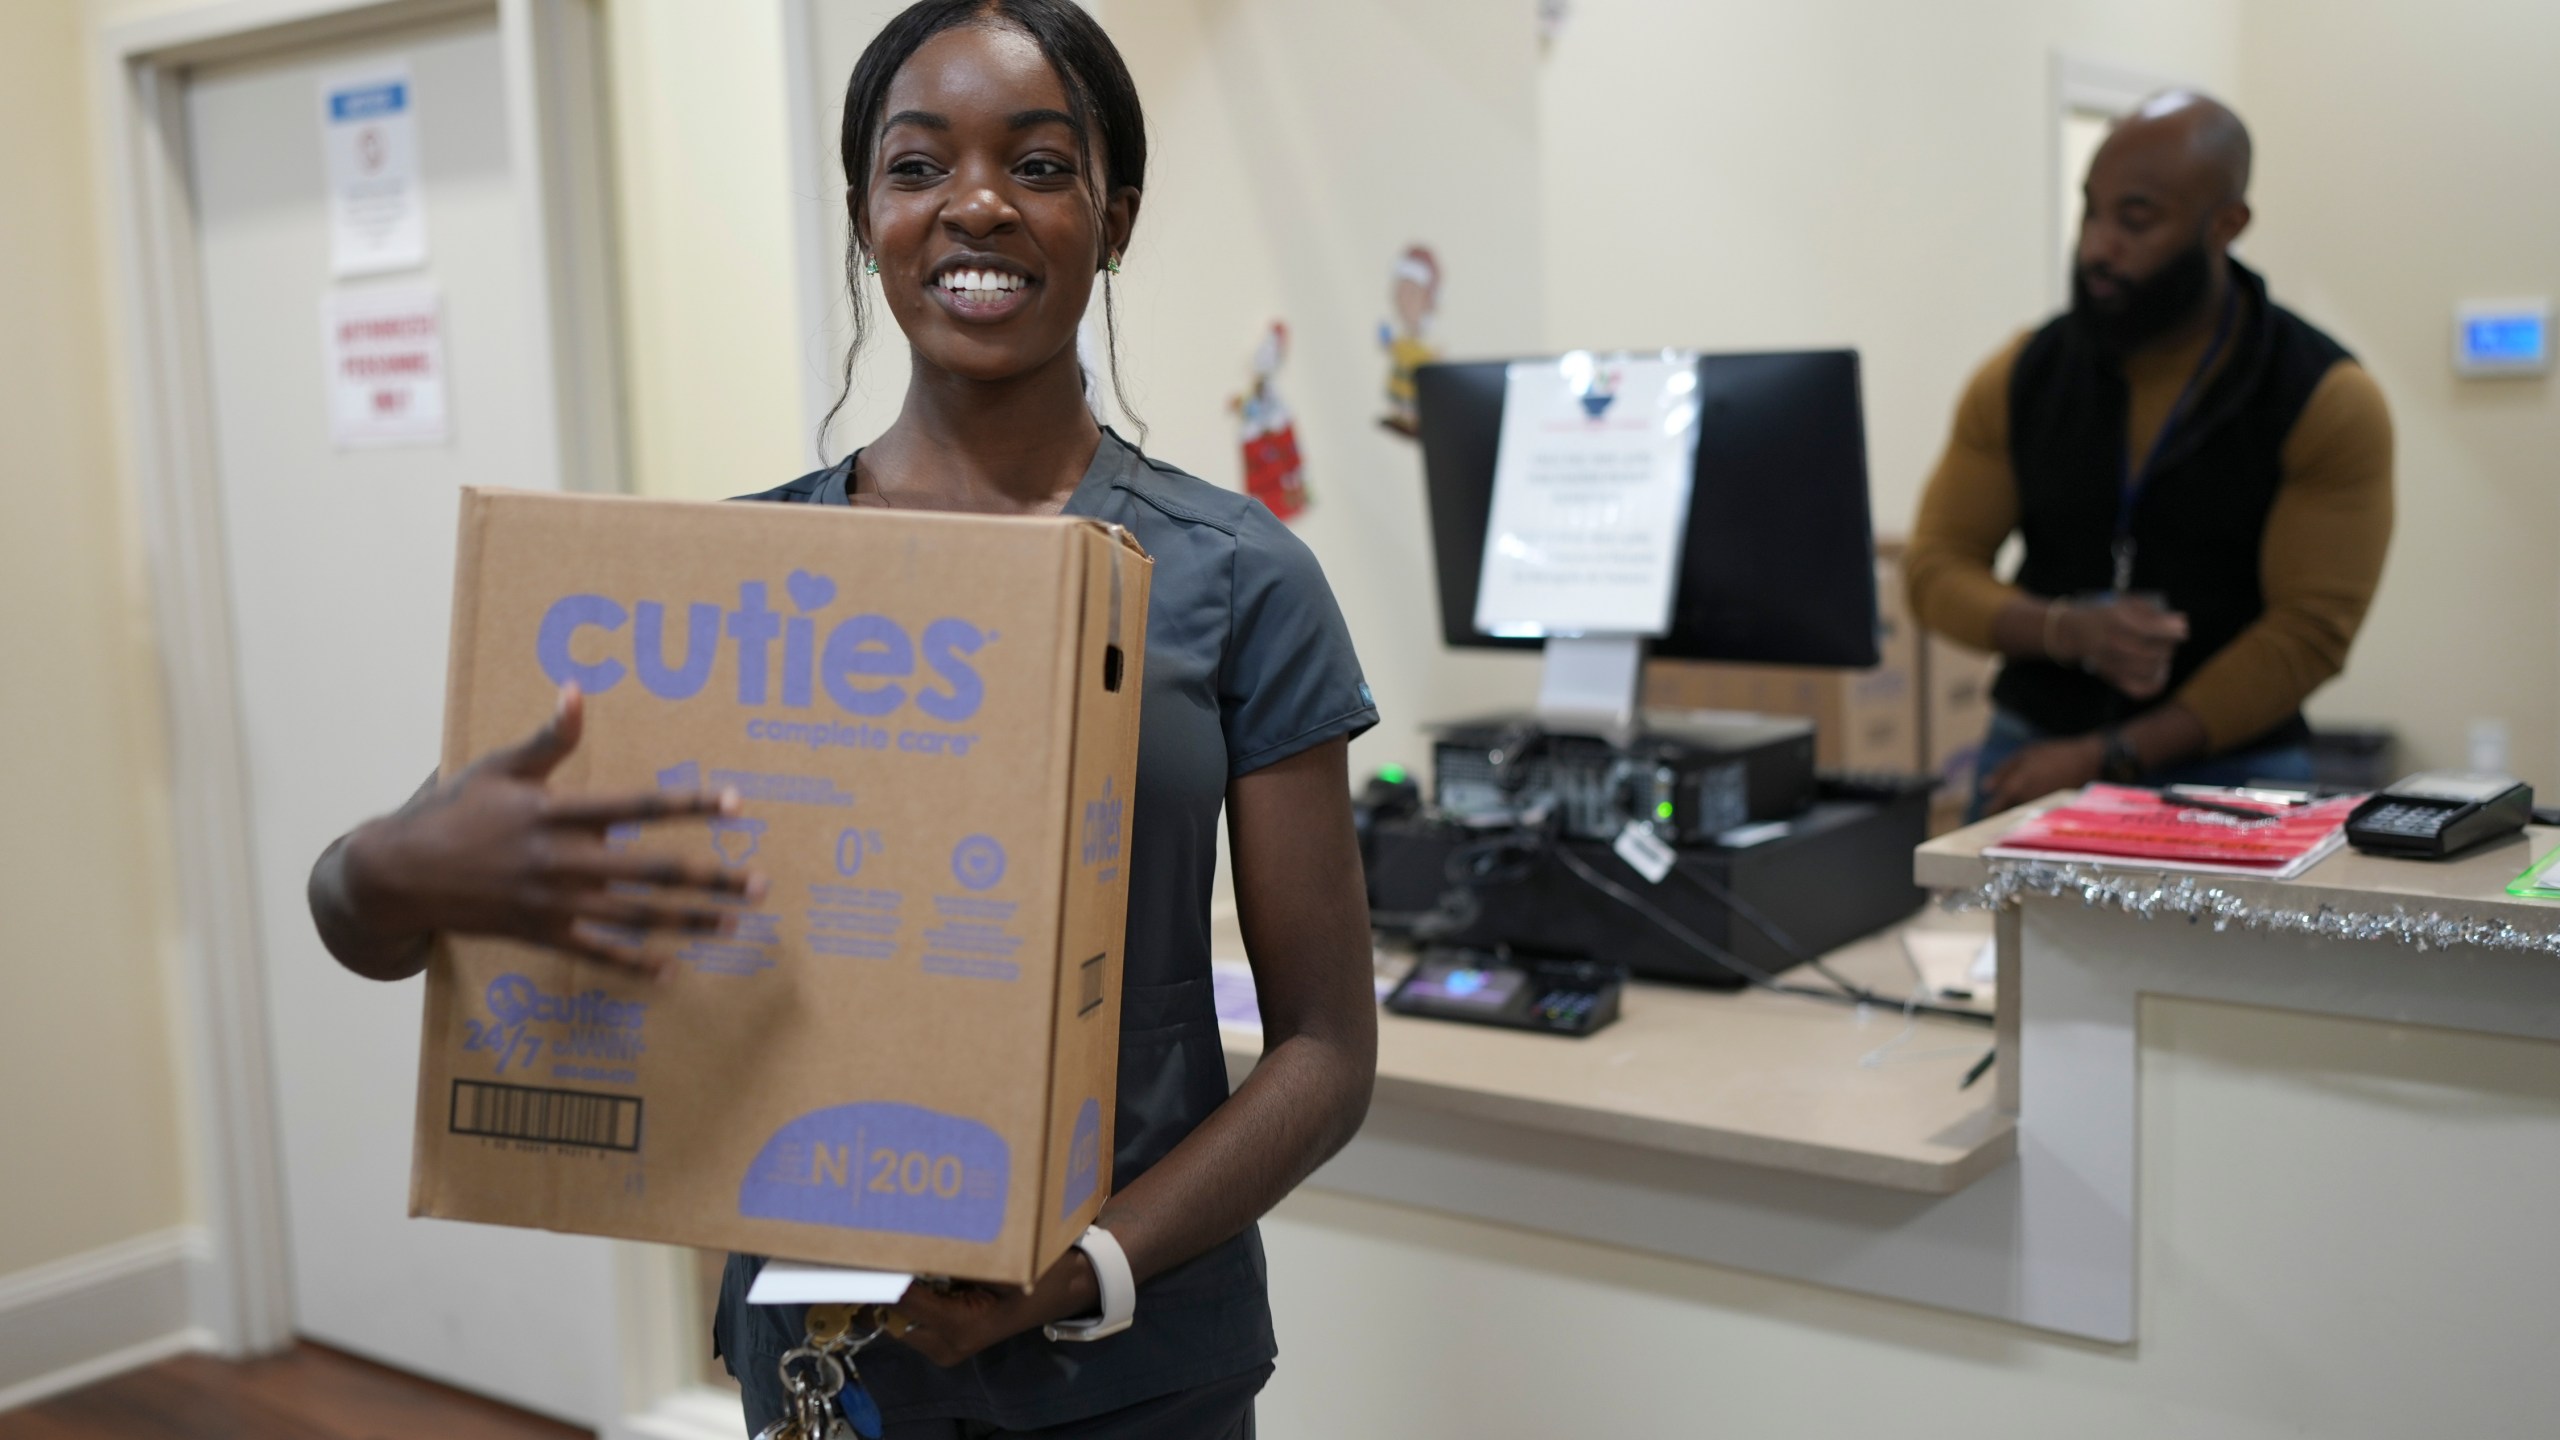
884,1251 -> 1098,1367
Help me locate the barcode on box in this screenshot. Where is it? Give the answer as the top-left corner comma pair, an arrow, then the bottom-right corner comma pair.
451,1080 -> 642,1152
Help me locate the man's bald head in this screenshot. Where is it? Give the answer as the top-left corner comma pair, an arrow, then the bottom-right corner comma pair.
2119,90 -> 2253,204
2073,91 -> 2256,351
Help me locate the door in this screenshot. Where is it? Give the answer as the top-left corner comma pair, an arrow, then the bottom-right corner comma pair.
183,10 -> 616,1423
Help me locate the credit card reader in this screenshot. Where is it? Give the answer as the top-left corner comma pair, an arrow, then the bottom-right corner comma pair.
1386,952 -> 1623,1036
2345,773 -> 2535,859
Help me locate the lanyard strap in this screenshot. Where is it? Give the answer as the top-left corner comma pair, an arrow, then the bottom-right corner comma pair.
2112,283 -> 2240,592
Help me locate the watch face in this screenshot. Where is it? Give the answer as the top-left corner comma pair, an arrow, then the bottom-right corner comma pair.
2102,734 -> 2142,782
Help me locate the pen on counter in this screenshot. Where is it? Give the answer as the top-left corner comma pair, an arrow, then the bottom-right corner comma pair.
2156,791 -> 2278,823
1960,1046 -> 1997,1090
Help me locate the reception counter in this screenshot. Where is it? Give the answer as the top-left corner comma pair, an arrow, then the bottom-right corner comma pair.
1217,918 -> 2009,1195
1216,811 -> 2560,1344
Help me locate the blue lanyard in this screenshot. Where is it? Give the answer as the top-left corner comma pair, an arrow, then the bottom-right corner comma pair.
2112,284 -> 2240,593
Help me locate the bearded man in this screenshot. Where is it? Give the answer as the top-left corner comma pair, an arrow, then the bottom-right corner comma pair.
1906,91 -> 2394,817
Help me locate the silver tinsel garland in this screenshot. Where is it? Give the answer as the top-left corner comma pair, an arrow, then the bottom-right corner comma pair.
1949,860 -> 2560,961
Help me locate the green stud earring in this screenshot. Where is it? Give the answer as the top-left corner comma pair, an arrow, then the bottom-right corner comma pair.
863,257 -> 879,275
1105,254 -> 1121,275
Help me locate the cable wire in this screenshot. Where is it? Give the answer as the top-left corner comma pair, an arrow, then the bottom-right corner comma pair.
1549,841 -> 1992,1028
1667,856 -> 1878,1000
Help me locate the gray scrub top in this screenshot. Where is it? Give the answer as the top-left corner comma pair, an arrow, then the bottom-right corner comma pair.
719,431 -> 1377,1430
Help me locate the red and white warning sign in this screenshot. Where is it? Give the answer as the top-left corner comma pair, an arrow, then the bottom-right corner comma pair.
321,281 -> 451,448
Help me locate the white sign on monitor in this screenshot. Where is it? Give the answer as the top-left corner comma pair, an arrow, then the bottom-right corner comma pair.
1474,351 -> 1702,640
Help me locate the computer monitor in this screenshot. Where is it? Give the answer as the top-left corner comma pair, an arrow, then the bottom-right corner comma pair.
1413,350 -> 1880,668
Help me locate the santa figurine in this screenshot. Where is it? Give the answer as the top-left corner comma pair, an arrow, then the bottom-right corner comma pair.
1231,321 -> 1309,521
1378,244 -> 1441,437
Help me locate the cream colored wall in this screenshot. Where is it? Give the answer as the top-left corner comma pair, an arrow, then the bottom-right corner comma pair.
600,0 -> 811,500
2238,0 -> 2560,785
0,0 -> 190,1275
1139,0 -> 2555,786
1536,0 -> 2240,541
1258,998 -> 2560,1438
1107,0 -> 2244,777
1103,0 -> 1552,778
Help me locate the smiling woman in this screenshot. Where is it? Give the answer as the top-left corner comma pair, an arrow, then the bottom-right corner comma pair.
819,0 -> 1147,466
299,2 -> 1379,1438
704,10 -> 1381,1436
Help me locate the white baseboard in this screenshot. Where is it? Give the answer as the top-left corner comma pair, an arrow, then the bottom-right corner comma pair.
608,1385 -> 749,1440
0,1228 -> 214,1413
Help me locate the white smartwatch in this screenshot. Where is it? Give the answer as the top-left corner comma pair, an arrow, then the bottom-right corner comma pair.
1043,1225 -> 1135,1342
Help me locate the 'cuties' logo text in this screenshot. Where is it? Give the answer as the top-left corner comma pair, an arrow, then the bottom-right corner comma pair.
535,568 -> 988,724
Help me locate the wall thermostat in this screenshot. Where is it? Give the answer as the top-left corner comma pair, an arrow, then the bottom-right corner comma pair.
2453,299 -> 2550,377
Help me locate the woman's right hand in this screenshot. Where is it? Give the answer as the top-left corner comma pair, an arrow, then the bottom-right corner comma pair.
311,684 -> 764,981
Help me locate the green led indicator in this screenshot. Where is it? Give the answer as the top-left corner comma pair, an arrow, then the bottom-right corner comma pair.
1379,764 -> 1409,785
1655,800 -> 1675,821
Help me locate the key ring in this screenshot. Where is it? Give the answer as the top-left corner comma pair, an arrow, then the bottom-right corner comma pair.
776,1346 -> 846,1401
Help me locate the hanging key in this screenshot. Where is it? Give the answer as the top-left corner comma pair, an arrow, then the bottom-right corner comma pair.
755,1346 -> 852,1440
753,1384 -> 827,1440
804,1303 -> 858,1349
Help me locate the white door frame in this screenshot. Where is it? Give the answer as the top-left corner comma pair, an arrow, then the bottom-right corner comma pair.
778,0 -> 845,447
90,3 -> 726,1433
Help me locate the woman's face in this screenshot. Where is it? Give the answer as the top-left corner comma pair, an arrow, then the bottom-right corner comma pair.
859,24 -> 1136,385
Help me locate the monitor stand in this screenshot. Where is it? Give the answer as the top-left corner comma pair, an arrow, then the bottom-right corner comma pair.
1534,634 -> 1646,735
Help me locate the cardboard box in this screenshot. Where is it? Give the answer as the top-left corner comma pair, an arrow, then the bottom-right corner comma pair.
411,489 -> 1150,1287
1643,551 -> 1923,774
1927,788 -> 1972,840
1923,633 -> 1997,802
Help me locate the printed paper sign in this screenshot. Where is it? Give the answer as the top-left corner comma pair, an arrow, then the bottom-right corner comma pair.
320,62 -> 427,275
322,282 -> 450,447
1475,351 -> 1702,638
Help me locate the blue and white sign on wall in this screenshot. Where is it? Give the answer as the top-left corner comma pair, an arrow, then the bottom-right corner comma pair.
2453,299 -> 2550,377
319,61 -> 427,276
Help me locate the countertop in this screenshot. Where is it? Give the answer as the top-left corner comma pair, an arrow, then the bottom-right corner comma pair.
1919,803 -> 2560,932
1211,911 -> 2013,1195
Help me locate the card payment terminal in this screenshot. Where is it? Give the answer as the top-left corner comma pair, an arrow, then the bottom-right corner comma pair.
2345,773 -> 2535,859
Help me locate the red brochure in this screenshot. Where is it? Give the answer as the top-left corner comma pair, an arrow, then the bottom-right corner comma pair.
1986,784 -> 2361,876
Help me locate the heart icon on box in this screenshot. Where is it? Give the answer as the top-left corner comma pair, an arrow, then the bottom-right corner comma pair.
786,569 -> 836,612
712,818 -> 766,867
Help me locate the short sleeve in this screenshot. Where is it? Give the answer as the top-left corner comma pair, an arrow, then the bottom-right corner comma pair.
1221,505 -> 1379,777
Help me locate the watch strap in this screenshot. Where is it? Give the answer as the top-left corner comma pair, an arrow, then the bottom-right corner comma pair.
1043,1225 -> 1134,1342
2099,728 -> 2144,784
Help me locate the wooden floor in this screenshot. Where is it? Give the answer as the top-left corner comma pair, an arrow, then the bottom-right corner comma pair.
0,1344 -> 594,1440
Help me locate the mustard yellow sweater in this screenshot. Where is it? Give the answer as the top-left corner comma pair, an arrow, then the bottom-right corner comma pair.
1904,326 -> 2394,750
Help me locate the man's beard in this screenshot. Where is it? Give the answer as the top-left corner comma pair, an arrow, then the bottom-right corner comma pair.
2073,239 -> 2215,353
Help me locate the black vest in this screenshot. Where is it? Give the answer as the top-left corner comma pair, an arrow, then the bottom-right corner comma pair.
1995,260 -> 2349,749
